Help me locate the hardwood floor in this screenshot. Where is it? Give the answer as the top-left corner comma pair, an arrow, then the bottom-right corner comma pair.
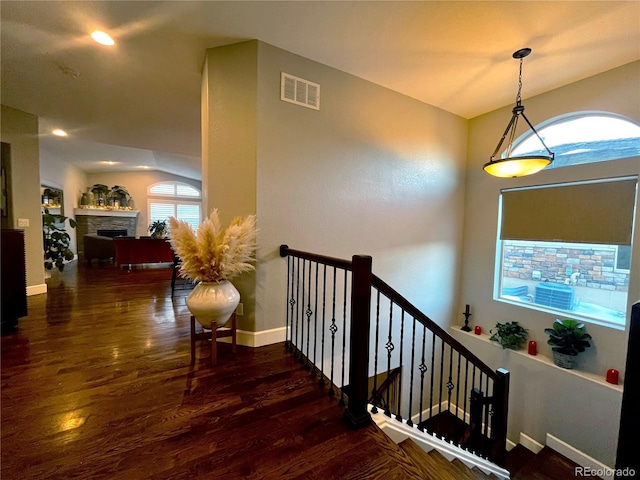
1,261 -> 424,479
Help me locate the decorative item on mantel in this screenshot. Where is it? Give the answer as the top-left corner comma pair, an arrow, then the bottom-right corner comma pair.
544,319 -> 592,369
79,184 -> 134,211
461,304 -> 472,332
168,209 -> 257,330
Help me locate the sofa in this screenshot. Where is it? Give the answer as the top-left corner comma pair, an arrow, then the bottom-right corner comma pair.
83,235 -> 117,264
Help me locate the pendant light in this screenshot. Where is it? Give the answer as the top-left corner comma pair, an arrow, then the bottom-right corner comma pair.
483,48 -> 554,178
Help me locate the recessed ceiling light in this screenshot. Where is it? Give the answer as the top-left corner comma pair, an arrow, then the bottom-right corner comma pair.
52,129 -> 68,137
91,30 -> 115,46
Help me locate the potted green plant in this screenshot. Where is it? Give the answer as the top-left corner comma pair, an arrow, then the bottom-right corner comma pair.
110,185 -> 131,208
545,319 -> 592,369
91,184 -> 110,206
489,321 -> 528,350
43,208 -> 77,272
149,220 -> 168,239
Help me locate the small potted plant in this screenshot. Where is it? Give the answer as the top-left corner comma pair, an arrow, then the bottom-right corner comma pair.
91,184 -> 110,207
43,208 -> 77,272
110,185 -> 131,209
149,220 -> 168,239
545,319 -> 592,369
489,321 -> 528,350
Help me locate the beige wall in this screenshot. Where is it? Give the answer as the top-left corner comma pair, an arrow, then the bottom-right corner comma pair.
202,41 -> 468,333
460,61 -> 640,466
40,149 -> 89,256
1,105 -> 46,293
202,41 -> 259,330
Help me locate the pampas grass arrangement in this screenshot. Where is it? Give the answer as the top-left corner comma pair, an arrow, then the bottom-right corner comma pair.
168,209 -> 257,283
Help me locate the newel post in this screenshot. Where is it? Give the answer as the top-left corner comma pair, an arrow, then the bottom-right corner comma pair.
343,255 -> 373,429
491,368 -> 510,466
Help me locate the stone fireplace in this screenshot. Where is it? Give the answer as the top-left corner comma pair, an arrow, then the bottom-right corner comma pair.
75,209 -> 139,258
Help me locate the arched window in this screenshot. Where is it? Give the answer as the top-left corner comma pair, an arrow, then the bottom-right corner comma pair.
494,112 -> 639,329
147,181 -> 201,230
509,112 -> 640,169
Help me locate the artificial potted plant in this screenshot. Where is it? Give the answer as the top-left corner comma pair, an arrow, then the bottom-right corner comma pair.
168,209 -> 257,329
545,319 -> 592,369
110,185 -> 131,208
149,220 -> 168,239
43,208 -> 77,272
91,184 -> 110,206
489,321 -> 528,350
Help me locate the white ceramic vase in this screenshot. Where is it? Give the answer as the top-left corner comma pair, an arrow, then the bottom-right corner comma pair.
186,280 -> 240,329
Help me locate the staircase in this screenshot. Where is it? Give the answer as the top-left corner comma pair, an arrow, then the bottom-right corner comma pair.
391,438 -> 603,480
505,445 -> 603,480
399,437 -> 500,479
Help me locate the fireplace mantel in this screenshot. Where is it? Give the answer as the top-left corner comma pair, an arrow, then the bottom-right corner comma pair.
74,208 -> 139,218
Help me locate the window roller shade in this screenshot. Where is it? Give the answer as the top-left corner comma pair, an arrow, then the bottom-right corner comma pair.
500,178 -> 637,245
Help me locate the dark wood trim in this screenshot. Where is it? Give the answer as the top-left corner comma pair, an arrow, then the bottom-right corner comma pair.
615,301 -> 640,477
343,255 -> 373,428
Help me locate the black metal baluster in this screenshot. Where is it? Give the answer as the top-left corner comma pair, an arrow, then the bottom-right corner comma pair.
312,262 -> 319,377
428,333 -> 436,422
463,358 -> 470,445
446,343 -> 454,414
478,373 -> 485,456
438,338 -> 445,416
285,255 -> 291,350
299,259 -> 307,364
328,266 -> 337,396
319,265 -> 327,387
339,269 -> 348,407
417,325 -> 427,431
294,257 -> 300,356
396,310 -> 405,422
371,289 -> 381,414
305,259 -> 312,370
483,376 -> 491,457
384,300 -> 394,417
406,317 -> 417,428
455,352 -> 462,423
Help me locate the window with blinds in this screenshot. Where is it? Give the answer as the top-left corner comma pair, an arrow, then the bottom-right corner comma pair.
496,176 -> 638,329
147,182 -> 201,231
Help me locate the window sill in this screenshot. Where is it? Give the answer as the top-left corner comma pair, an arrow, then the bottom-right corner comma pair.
450,327 -> 623,393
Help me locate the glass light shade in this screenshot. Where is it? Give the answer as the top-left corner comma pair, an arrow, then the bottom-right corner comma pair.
483,155 -> 552,178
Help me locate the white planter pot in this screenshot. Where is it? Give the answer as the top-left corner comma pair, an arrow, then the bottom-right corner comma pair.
186,280 -> 240,329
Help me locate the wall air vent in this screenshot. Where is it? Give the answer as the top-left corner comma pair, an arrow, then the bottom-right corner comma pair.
281,72 -> 320,110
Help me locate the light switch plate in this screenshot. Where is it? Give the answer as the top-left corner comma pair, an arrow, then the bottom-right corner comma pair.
17,218 -> 29,227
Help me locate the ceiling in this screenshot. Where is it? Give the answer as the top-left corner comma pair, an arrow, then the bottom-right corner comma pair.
2,1 -> 639,181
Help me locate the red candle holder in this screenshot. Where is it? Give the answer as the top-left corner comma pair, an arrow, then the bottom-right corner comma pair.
474,325 -> 482,335
528,340 -> 537,356
606,369 -> 619,385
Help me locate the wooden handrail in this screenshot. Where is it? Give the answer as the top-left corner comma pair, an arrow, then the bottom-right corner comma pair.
371,274 -> 499,381
280,245 -> 353,271
280,245 -> 509,466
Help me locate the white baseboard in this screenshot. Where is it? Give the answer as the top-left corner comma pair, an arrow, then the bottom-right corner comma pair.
519,432 -> 544,454
546,433 -> 615,480
217,326 -> 287,347
27,283 -> 47,296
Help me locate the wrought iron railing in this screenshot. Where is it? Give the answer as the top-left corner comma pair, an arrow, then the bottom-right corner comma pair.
280,245 -> 509,466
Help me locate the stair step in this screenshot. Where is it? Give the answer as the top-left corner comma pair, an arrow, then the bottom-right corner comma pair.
470,466 -> 499,479
451,458 -> 481,480
399,438 -> 460,480
513,446 -> 600,480
506,444 -> 537,476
